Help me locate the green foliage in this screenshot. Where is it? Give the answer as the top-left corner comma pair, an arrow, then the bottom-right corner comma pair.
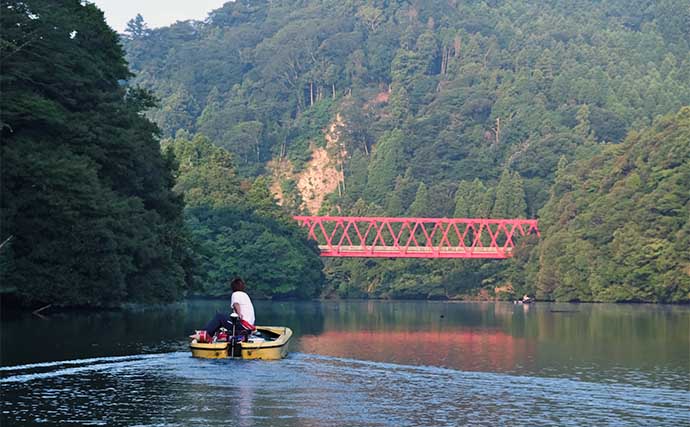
408,182 -> 429,217
365,130 -> 405,205
166,133 -> 325,299
574,104 -> 595,141
492,169 -> 527,219
286,99 -> 336,171
531,108 -> 690,303
121,0 -> 690,302
163,133 -> 242,208
125,14 -> 150,39
185,206 -> 324,299
341,149 -> 369,206
0,0 -> 194,307
454,179 -> 493,218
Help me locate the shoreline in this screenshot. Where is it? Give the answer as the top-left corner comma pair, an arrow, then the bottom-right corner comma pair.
2,295 -> 688,315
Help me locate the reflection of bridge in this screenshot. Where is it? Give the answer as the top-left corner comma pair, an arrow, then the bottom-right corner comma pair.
294,216 -> 540,259
299,329 -> 532,371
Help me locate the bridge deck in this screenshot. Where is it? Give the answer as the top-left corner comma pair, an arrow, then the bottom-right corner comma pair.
296,216 -> 539,259
319,245 -> 509,253
318,245 -> 512,258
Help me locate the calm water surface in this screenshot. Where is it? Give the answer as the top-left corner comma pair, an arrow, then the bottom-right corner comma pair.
1,300 -> 688,426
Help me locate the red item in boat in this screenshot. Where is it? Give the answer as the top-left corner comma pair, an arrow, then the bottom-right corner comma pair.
197,330 -> 211,343
240,319 -> 256,331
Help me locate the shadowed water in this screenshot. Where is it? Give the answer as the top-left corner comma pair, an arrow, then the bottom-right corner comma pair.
1,301 -> 688,426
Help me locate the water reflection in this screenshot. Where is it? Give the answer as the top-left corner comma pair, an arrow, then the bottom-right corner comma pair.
1,300 -> 688,390
1,352 -> 688,427
0,299 -> 326,366
1,300 -> 689,426
299,329 -> 536,372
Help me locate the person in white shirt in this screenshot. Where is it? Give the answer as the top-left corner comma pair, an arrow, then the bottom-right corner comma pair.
230,277 -> 255,327
190,277 -> 256,342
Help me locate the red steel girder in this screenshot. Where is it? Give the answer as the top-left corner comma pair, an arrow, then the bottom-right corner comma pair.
294,216 -> 540,259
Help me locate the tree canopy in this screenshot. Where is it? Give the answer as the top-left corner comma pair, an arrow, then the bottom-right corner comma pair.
1,0 -> 194,307
3,0 -> 688,305
120,0 -> 690,303
527,108 -> 690,302
163,133 -> 325,299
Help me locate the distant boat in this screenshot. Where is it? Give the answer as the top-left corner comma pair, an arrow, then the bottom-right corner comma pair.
190,326 -> 292,360
514,298 -> 534,304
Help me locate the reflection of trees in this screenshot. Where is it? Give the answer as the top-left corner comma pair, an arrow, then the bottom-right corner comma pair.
4,301 -> 687,394
254,300 -> 326,336
2,303 -> 199,365
295,301 -> 689,385
313,301 -> 526,333
532,304 -> 690,368
295,301 -> 544,373
1,299 -> 328,365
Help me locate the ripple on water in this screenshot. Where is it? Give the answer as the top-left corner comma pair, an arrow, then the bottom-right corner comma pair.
1,352 -> 689,427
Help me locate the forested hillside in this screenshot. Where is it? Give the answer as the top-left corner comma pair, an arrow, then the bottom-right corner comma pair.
0,0 -> 194,307
163,133 -> 324,299
0,0 -> 324,308
121,0 -> 690,302
525,108 -> 690,303
4,1 -> 686,306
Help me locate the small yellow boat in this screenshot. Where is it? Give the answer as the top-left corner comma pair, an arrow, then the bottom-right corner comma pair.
190,326 -> 292,360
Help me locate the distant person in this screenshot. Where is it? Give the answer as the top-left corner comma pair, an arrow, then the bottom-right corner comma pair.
190,277 -> 256,343
521,294 -> 532,303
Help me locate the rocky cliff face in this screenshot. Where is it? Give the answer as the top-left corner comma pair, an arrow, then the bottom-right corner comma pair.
270,114 -> 346,214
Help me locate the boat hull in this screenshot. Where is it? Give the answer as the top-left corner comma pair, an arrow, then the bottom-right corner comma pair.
190,326 -> 292,360
190,342 -> 229,359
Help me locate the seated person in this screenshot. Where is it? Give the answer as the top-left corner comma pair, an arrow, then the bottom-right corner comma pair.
190,277 -> 255,343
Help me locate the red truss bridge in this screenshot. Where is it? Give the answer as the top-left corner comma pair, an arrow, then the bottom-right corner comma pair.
294,216 -> 540,259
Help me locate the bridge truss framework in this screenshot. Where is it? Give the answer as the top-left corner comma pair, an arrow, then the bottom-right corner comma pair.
294,216 -> 540,259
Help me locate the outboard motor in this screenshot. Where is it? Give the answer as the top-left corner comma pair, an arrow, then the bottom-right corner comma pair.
229,312 -> 241,357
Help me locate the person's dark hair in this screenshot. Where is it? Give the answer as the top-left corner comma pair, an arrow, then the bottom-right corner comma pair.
230,277 -> 246,292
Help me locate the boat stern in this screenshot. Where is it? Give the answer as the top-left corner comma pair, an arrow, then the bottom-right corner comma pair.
241,327 -> 292,360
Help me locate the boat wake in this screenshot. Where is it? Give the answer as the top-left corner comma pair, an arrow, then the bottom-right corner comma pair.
1,352 -> 688,426
0,353 -> 170,384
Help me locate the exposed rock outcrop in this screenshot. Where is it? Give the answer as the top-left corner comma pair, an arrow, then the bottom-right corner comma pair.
270,114 -> 346,214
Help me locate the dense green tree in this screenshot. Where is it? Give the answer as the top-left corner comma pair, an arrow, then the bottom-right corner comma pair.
148,86 -> 200,137
574,104 -> 594,141
124,14 -> 150,39
186,206 -> 324,299
223,121 -> 263,166
491,170 -> 527,218
365,130 -> 405,205
454,179 -> 493,218
655,0 -> 690,46
163,133 -> 242,208
408,182 -> 430,217
0,0 -> 194,307
531,108 -> 690,303
164,133 -> 325,298
385,191 -> 404,217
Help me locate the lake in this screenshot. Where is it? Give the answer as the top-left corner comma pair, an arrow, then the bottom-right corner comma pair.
1,300 -> 688,426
